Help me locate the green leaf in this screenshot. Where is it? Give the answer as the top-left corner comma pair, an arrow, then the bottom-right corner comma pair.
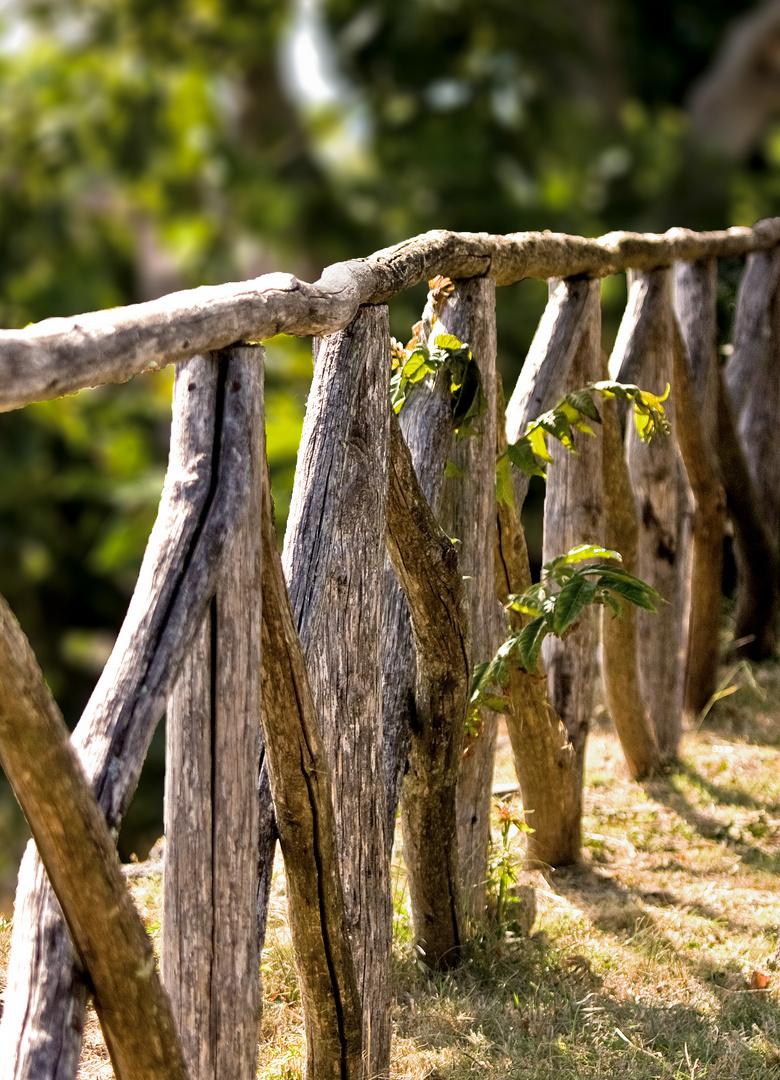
564,388 -> 602,422
401,346 -> 433,383
597,571 -> 660,611
553,575 -> 598,636
603,592 -> 623,618
434,334 -> 463,351
507,437 -> 547,478
451,356 -> 485,432
496,453 -> 514,508
544,544 -> 621,571
517,616 -> 548,672
444,459 -> 466,480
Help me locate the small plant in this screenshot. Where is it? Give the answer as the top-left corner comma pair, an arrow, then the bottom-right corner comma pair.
489,801 -> 534,929
390,332 -> 487,436
496,380 -> 670,504
471,544 -> 662,714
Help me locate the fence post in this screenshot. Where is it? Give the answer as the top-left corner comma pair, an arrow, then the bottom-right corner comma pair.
541,277 -> 602,791
162,346 -> 267,1080
723,248 -> 780,658
1,346 -> 256,1080
610,268 -> 686,761
283,305 -> 392,1079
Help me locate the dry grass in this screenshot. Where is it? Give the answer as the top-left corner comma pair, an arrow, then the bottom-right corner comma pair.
4,660 -> 780,1078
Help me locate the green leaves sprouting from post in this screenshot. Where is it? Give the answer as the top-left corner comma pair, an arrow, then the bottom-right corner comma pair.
390,334 -> 487,437
470,544 -> 662,719
496,381 -> 671,502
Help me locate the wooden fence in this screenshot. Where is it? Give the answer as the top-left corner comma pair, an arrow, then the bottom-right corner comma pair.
0,219 -> 778,1080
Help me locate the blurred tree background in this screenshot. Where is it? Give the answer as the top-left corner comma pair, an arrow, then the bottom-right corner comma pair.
0,0 -> 777,902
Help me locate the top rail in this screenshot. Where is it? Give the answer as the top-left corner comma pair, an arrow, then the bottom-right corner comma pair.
1,219 -> 779,413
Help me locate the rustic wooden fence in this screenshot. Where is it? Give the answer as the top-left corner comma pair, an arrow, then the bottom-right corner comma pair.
0,219 -> 778,1080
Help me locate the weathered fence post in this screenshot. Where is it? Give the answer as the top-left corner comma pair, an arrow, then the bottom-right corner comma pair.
162,346 -> 268,1080
1,347 -> 259,1080
540,277 -> 602,792
610,268 -> 686,761
429,277 -> 501,920
283,305 -> 392,1079
724,248 -> 780,658
502,276 -> 595,866
673,260 -> 727,715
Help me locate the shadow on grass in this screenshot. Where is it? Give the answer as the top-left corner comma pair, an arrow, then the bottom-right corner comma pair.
392,923 -> 780,1079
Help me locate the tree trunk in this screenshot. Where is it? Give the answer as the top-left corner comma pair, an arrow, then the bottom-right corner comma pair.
724,248 -> 780,658
541,278 -> 602,791
260,461 -> 363,1080
495,378 -> 580,866
162,347 -> 266,1080
283,305 -> 392,1079
428,277 -> 502,921
385,412 -> 469,969
1,348 -> 259,1080
610,269 -> 686,761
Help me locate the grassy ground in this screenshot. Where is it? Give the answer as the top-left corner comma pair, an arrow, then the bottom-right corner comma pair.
4,660 -> 780,1079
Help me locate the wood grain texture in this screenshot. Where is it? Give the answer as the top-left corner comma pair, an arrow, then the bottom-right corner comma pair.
283,305 -> 392,1079
0,595 -> 187,1080
494,378 -> 580,867
163,348 -> 266,1080
1,349 -> 256,1079
600,389 -> 662,780
724,249 -> 780,658
610,269 -> 686,761
505,276 -> 594,510
673,260 -> 725,713
2,220 -> 780,412
385,411 -> 469,969
541,278 -> 602,789
429,278 -> 501,921
260,461 -> 363,1080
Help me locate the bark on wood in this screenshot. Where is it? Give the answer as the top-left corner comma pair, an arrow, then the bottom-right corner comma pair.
428,278 -> 501,921
494,378 -> 580,867
283,306 -> 392,1079
1,348 -> 258,1079
0,596 -> 187,1080
669,272 -> 728,716
609,269 -> 686,761
162,347 -> 265,1080
505,275 -> 595,510
383,290 -> 454,838
724,248 -> 780,657
385,411 -> 469,969
541,278 -> 602,792
600,389 -> 662,780
3,220 -> 780,412
716,370 -> 779,658
259,462 -> 363,1080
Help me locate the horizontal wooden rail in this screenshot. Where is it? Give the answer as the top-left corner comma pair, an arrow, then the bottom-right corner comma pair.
1,219 -> 779,412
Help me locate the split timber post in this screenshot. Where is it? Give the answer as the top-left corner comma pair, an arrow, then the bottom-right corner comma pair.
724,248 -> 780,658
162,347 -> 270,1080
283,305 -> 393,1079
610,268 -> 687,761
540,277 -> 603,797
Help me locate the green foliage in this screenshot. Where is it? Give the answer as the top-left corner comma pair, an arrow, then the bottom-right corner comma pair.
471,544 -> 661,716
501,381 -> 670,492
488,800 -> 533,929
391,333 -> 487,436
